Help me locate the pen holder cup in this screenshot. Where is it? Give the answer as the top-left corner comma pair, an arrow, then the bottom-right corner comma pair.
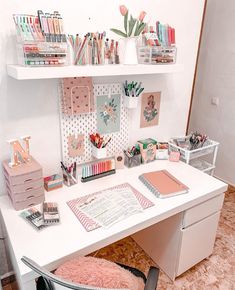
63,173 -> 77,187
124,153 -> 141,168
123,94 -> 139,109
92,146 -> 107,159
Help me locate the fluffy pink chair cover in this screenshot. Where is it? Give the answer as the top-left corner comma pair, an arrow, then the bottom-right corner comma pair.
55,256 -> 145,290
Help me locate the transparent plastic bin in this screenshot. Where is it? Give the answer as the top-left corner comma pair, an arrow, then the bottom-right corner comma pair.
169,139 -> 219,161
189,159 -> 215,174
137,46 -> 177,64
124,153 -> 141,168
17,40 -> 68,67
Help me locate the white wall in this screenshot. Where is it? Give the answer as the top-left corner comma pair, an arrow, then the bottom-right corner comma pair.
188,0 -> 235,185
0,0 -> 204,276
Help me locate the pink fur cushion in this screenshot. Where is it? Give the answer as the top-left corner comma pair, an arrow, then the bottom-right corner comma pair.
55,256 -> 145,290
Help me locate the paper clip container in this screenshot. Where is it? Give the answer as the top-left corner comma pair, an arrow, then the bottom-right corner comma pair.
137,46 -> 177,64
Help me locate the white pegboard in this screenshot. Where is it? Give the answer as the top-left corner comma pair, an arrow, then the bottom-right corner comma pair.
59,82 -> 130,166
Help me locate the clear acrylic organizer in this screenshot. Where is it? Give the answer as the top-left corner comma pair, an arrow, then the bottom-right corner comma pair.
137,46 -> 177,65
17,40 -> 68,67
14,17 -> 69,67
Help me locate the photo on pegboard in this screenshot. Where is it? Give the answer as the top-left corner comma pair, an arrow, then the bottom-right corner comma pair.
67,134 -> 85,158
97,94 -> 121,134
140,92 -> 161,128
61,77 -> 95,115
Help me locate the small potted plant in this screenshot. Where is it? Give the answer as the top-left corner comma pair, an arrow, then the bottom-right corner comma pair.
111,5 -> 147,64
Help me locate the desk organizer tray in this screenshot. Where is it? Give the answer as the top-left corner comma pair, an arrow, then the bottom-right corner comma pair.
67,183 -> 154,232
2,157 -> 45,210
168,138 -> 219,161
137,46 -> 177,64
17,41 -> 68,67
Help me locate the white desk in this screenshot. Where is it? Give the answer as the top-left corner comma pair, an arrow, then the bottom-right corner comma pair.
0,161 -> 227,290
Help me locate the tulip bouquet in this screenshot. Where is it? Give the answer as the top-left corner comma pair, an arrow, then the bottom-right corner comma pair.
111,5 -> 147,38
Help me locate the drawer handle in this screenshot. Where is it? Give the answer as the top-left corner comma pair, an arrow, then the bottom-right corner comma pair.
24,179 -> 33,183
26,187 -> 33,191
27,195 -> 35,199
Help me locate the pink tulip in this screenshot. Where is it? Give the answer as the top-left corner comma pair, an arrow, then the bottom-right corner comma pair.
119,5 -> 128,16
139,11 -> 147,21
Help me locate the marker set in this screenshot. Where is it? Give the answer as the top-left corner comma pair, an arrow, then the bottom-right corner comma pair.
81,158 -> 116,182
13,10 -> 68,67
13,11 -> 66,43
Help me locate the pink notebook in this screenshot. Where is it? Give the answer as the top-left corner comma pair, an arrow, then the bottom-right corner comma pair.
61,77 -> 94,115
139,170 -> 189,198
67,183 -> 154,232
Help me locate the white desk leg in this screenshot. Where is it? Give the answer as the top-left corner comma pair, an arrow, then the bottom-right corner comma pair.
132,212 -> 183,281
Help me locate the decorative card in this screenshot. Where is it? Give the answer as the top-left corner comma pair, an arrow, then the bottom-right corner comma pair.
61,77 -> 95,115
67,134 -> 85,157
140,92 -> 161,128
97,94 -> 121,134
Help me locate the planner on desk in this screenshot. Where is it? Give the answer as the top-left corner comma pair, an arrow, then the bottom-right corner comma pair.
139,170 -> 189,198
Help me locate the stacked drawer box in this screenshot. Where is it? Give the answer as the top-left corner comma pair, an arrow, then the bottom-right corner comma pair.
2,158 -> 45,210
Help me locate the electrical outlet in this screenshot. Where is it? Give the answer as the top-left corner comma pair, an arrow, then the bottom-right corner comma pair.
211,97 -> 219,106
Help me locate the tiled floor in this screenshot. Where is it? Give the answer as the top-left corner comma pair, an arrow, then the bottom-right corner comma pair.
3,188 -> 235,290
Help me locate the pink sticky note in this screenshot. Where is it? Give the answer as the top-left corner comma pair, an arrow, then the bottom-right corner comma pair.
169,151 -> 180,162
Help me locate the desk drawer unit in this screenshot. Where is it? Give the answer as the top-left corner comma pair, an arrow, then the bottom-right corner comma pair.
182,194 -> 224,228
176,211 -> 220,276
132,193 -> 224,280
2,158 -> 45,210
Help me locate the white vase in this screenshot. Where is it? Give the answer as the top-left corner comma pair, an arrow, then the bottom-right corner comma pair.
123,37 -> 138,65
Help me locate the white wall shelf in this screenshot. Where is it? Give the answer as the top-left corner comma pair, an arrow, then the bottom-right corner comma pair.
7,64 -> 184,80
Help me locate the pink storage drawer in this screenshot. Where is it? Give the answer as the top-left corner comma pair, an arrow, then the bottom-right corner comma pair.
5,178 -> 43,194
2,158 -> 43,186
8,194 -> 45,211
6,185 -> 44,203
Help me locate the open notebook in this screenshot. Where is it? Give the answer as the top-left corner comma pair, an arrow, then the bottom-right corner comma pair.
139,170 -> 189,198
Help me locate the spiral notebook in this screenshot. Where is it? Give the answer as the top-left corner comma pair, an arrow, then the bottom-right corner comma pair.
139,170 -> 189,198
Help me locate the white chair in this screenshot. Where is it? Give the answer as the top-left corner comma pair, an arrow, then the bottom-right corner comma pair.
21,256 -> 159,290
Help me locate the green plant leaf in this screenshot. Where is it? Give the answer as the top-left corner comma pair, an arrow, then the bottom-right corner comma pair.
128,15 -> 137,37
136,22 -> 146,36
124,11 -> 128,34
134,20 -> 140,36
110,28 -> 127,37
